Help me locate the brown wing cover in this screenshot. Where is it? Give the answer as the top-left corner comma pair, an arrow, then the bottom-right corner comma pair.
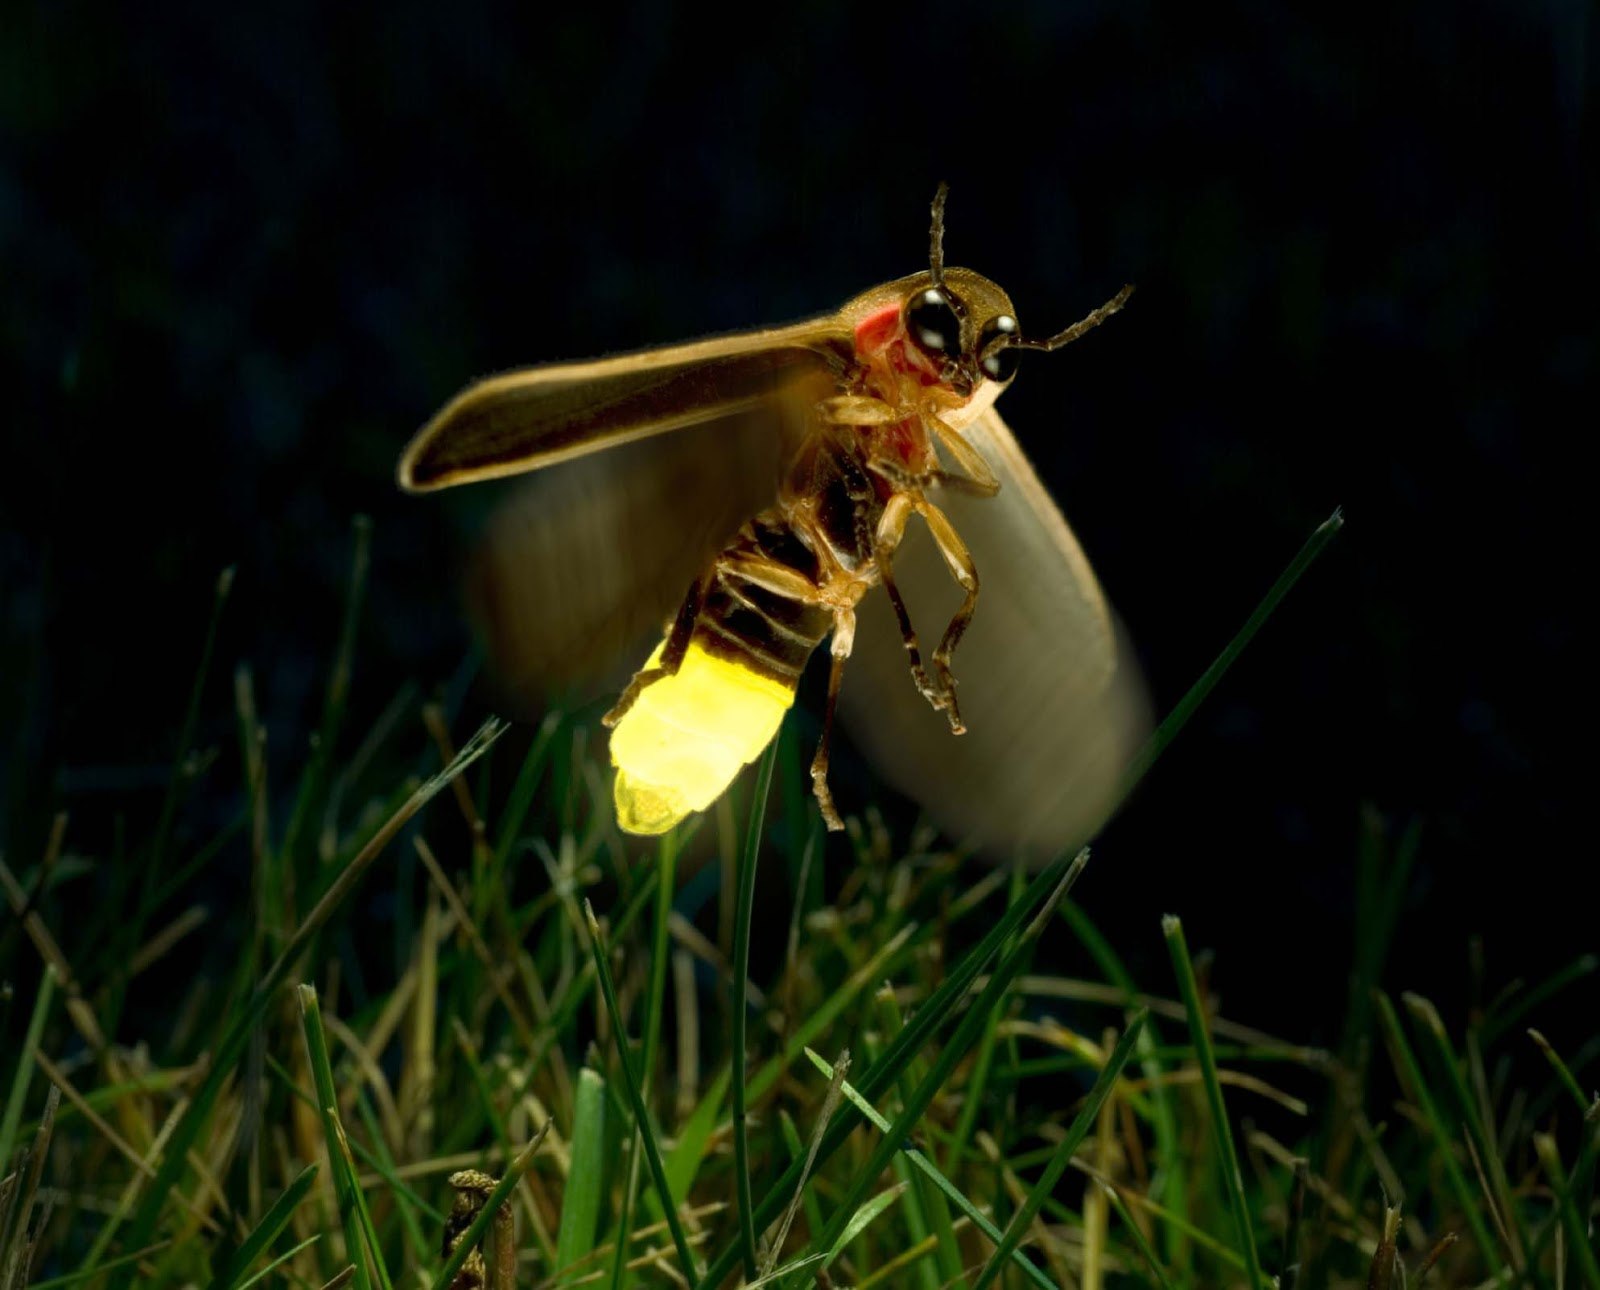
840,405 -> 1149,861
398,321 -> 849,491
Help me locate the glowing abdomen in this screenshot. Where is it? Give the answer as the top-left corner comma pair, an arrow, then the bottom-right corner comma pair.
610,638 -> 800,834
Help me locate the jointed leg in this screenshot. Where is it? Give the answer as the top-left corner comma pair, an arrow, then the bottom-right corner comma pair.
872,493 -> 947,714
809,609 -> 855,832
914,500 -> 980,735
930,419 -> 1000,495
602,574 -> 705,727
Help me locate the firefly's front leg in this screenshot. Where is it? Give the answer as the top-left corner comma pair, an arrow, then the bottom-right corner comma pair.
872,492 -> 955,725
602,574 -> 705,727
929,419 -> 1000,497
913,500 -> 980,735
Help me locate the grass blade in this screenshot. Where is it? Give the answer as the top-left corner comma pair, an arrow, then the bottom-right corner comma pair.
803,1048 -> 1057,1290
1163,915 -> 1267,1290
583,899 -> 701,1283
430,1124 -> 549,1290
553,1067 -> 606,1284
205,1163 -> 319,1290
824,1183 -> 906,1270
0,964 -> 55,1177
969,1016 -> 1146,1290
1372,990 -> 1502,1271
1122,508 -> 1343,799
111,717 -> 507,1283
787,852 -> 1090,1288
298,985 -> 382,1290
730,739 -> 780,1282
694,845 -> 1085,1290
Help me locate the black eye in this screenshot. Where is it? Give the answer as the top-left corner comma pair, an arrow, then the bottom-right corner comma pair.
979,315 -> 1020,381
906,288 -> 962,357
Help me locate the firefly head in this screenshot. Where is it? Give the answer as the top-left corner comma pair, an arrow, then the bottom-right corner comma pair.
901,182 -> 1134,394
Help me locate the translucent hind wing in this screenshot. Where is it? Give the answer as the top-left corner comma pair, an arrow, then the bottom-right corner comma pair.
841,404 -> 1149,860
464,388 -> 823,711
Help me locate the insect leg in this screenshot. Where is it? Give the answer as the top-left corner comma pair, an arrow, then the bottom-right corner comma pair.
929,419 -> 1001,496
871,491 -> 944,710
809,607 -> 856,832
912,500 -> 980,736
602,574 -> 706,728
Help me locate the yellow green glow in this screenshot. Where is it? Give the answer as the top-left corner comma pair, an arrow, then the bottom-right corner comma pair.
610,638 -> 797,835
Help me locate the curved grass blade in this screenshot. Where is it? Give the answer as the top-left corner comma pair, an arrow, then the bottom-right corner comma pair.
694,845 -> 1083,1290
552,1067 -> 606,1285
205,1162 -> 319,1290
298,985 -> 385,1290
802,1048 -> 1056,1290
731,739 -> 780,1281
1164,916 -> 1266,1290
784,853 -> 1090,1288
583,900 -> 701,1283
1121,508 -> 1343,798
110,716 -> 507,1286
429,1123 -> 549,1290
969,1014 -> 1147,1290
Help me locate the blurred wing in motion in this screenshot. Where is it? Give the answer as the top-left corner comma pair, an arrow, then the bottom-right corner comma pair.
464,387 -> 825,711
841,404 -> 1148,860
397,319 -> 851,492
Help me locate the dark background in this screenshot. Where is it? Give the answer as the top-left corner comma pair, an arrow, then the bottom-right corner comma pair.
3,2 -> 1594,1039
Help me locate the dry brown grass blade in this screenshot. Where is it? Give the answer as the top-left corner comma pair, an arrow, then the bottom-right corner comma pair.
0,1085 -> 59,1290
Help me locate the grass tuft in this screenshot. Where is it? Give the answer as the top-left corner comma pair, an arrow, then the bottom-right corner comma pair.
6,508 -> 1594,1288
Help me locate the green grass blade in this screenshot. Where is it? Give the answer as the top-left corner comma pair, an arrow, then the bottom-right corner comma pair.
1102,1183 -> 1177,1290
283,515 -> 372,868
1163,915 -> 1267,1290
110,717 -> 507,1284
554,1067 -> 607,1284
205,1162 -> 319,1290
640,828 -> 681,1094
803,1048 -> 1057,1290
1121,508 -> 1344,799
823,1184 -> 907,1271
27,1242 -> 173,1289
234,1235 -> 323,1290
148,565 -> 234,881
1372,990 -> 1503,1271
694,845 -> 1085,1290
491,710 -> 562,869
430,1125 -> 549,1290
583,899 -> 701,1283
870,992 -> 962,1290
730,739 -> 780,1282
777,1110 -> 827,1261
1403,992 -> 1528,1266
1534,1133 -> 1600,1289
297,985 -> 382,1290
969,1014 -> 1147,1290
0,963 -> 55,1176
1479,954 -> 1598,1049
1528,1029 -> 1591,1115
787,853 -> 1090,1289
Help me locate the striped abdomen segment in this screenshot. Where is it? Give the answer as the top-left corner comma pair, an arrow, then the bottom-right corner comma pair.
610,515 -> 835,834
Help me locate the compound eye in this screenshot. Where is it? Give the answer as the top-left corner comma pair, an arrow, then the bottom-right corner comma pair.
979,314 -> 1020,382
906,287 -> 963,357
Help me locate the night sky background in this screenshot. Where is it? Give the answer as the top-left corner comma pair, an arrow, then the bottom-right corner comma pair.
3,2 -> 1594,1040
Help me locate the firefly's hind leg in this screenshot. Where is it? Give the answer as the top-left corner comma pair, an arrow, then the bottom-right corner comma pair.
809,608 -> 856,832
913,500 -> 980,736
602,575 -> 706,728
